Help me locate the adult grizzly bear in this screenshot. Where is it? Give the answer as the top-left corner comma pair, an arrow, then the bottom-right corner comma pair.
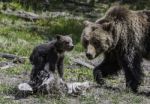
81,6 -> 150,92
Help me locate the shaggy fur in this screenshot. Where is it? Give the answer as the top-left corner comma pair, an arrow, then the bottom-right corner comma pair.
29,35 -> 74,85
81,6 -> 150,92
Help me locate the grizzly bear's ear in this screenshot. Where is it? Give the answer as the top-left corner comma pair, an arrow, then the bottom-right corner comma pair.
56,35 -> 62,40
83,20 -> 93,26
96,18 -> 109,24
102,22 -> 112,31
91,25 -> 98,31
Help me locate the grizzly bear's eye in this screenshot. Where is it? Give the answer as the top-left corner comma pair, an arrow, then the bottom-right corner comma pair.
83,39 -> 89,48
93,41 -> 99,46
91,38 -> 99,48
91,26 -> 96,31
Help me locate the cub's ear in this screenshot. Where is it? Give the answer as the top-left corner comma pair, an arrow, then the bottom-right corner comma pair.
102,22 -> 112,31
56,35 -> 62,40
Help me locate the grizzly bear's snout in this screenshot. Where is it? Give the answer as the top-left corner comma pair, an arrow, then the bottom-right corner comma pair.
67,45 -> 74,51
86,53 -> 94,59
86,44 -> 96,59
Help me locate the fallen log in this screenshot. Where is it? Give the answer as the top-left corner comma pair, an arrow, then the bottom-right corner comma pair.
0,21 -> 50,32
0,9 -> 83,21
64,0 -> 94,7
0,61 -> 16,69
17,70 -> 97,97
0,9 -> 40,21
0,53 -> 21,60
0,52 -> 26,63
70,54 -> 104,69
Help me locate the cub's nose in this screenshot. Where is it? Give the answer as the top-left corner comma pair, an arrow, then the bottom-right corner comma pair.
86,53 -> 93,59
70,45 -> 74,49
67,45 -> 74,51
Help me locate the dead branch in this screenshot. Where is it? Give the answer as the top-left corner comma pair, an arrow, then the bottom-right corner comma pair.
0,61 -> 16,69
0,21 -> 50,32
0,9 -> 40,21
64,0 -> 95,7
0,9 -> 82,21
0,52 -> 26,63
71,58 -> 94,69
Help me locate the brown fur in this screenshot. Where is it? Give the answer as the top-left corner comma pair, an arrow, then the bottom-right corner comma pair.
81,6 -> 150,92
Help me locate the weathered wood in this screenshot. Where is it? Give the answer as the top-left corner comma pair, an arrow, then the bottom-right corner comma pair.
0,62 -> 16,69
72,58 -> 94,69
0,9 -> 40,21
0,53 -> 20,60
0,21 -> 50,32
18,78 -> 96,96
64,0 -> 95,7
0,9 -> 83,21
0,53 -> 26,63
70,54 -> 104,69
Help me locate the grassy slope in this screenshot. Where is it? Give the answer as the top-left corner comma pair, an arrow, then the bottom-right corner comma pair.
0,2 -> 149,104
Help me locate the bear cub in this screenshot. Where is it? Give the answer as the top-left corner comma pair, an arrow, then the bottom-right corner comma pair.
29,35 -> 74,85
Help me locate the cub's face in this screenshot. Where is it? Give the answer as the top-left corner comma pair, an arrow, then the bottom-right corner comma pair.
81,21 -> 113,59
56,35 -> 74,51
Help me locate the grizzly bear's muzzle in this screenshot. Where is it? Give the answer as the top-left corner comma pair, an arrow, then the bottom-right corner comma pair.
86,44 -> 96,60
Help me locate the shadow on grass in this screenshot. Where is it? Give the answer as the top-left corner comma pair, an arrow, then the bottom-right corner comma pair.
138,91 -> 150,97
98,84 -> 150,97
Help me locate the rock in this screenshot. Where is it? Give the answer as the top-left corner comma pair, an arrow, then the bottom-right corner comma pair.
18,83 -> 33,92
15,83 -> 33,99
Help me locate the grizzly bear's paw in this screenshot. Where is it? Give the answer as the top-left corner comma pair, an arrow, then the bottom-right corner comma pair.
126,80 -> 140,93
93,69 -> 105,85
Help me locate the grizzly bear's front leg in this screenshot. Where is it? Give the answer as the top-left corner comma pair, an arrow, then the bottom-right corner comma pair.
121,51 -> 144,93
93,51 -> 121,85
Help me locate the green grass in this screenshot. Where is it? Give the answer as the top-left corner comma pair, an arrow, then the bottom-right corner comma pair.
0,84 -> 16,95
0,97 -> 15,104
35,17 -> 84,43
64,68 -> 93,82
1,62 -> 31,75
